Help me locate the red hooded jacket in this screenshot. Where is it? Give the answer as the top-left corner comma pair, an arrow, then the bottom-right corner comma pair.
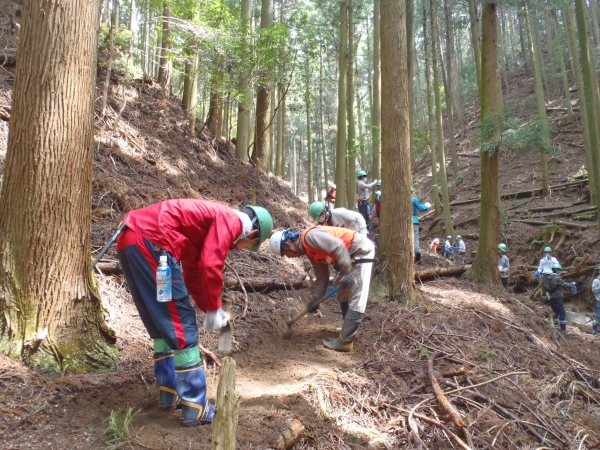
123,199 -> 242,312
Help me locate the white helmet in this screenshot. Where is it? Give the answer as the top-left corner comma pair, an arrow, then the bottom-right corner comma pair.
331,184 -> 336,189
269,231 -> 284,256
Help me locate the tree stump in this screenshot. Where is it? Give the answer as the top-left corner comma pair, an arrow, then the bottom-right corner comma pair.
212,357 -> 240,450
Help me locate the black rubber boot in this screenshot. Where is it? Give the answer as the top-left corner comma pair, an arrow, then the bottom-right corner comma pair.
414,252 -> 421,263
323,310 -> 363,352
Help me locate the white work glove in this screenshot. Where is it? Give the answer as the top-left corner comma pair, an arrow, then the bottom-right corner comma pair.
204,308 -> 230,331
424,202 -> 432,208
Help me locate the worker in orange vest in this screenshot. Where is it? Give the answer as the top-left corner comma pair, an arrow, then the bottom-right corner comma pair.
269,226 -> 375,352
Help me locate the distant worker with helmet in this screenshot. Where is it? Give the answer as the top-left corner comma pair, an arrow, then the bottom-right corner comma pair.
308,201 -> 367,235
356,171 -> 378,232
457,235 -> 466,264
412,188 -> 431,262
374,181 -> 381,218
538,247 -> 559,298
269,226 -> 375,352
543,263 -> 577,335
116,199 -> 272,425
325,184 -> 337,209
498,243 -> 510,290
591,266 -> 600,335
443,236 -> 453,260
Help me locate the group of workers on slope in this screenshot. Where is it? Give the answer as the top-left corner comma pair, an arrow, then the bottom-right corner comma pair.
111,173 -> 599,428
429,235 -> 467,264
111,193 -> 377,426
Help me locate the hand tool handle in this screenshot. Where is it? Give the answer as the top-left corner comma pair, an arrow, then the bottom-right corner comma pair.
89,222 -> 127,271
286,285 -> 340,327
351,258 -> 379,264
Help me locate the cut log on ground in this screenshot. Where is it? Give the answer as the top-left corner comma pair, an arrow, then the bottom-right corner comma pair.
415,265 -> 472,281
212,357 -> 239,450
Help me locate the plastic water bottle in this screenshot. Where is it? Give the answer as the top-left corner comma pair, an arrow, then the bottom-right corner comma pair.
156,255 -> 172,302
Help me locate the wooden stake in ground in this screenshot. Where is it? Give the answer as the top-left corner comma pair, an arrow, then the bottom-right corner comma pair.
212,357 -> 240,450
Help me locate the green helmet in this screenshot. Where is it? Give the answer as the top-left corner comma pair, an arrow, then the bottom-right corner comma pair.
456,235 -> 462,239
498,243 -> 507,252
309,201 -> 327,221
447,235 -> 452,239
244,205 -> 273,252
552,263 -> 563,271
357,170 -> 367,179
376,180 -> 381,187
543,246 -> 552,252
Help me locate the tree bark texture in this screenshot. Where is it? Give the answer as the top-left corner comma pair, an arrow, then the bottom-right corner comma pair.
252,0 -> 274,172
470,2 -> 501,284
100,0 -> 117,118
467,0 -> 482,100
380,0 -> 415,301
0,0 -> 117,373
346,0 -> 357,209
236,0 -> 254,160
335,0 -> 348,208
406,0 -> 415,162
372,0 -> 381,182
573,0 -> 600,231
319,47 -> 328,191
276,88 -> 286,176
211,357 -> 240,449
443,0 -> 459,176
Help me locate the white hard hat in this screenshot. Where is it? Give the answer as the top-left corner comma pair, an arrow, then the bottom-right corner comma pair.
269,231 -> 284,256
331,184 -> 336,189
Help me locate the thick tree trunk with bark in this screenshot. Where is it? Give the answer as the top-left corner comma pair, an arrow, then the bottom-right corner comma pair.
211,357 -> 239,449
207,90 -> 223,138
380,0 -> 415,302
372,0 -> 381,181
252,0 -> 274,172
347,0 -> 357,209
335,0 -> 348,208
406,0 -> 415,162
470,2 -> 501,283
574,0 -> 600,231
236,0 -> 254,160
0,0 -> 117,373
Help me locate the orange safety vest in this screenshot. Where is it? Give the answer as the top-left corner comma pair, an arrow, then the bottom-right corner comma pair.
301,226 -> 356,265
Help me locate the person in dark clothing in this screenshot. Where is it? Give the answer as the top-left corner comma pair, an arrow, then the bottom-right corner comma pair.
544,263 -> 577,335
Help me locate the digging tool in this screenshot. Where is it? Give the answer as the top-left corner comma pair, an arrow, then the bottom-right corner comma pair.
351,258 -> 378,264
283,286 -> 340,339
89,222 -> 127,272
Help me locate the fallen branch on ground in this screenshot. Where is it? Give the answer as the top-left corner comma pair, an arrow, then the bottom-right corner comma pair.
428,352 -> 467,429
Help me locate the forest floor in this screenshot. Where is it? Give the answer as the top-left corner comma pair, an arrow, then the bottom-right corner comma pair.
2,20 -> 600,449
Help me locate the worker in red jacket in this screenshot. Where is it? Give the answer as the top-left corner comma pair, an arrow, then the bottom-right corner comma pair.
116,199 -> 272,425
268,226 -> 375,352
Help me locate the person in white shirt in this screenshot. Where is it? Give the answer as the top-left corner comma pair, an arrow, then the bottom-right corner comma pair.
308,201 -> 368,235
538,246 -> 559,297
444,236 -> 453,260
457,235 -> 466,264
592,266 -> 600,335
356,171 -> 378,232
